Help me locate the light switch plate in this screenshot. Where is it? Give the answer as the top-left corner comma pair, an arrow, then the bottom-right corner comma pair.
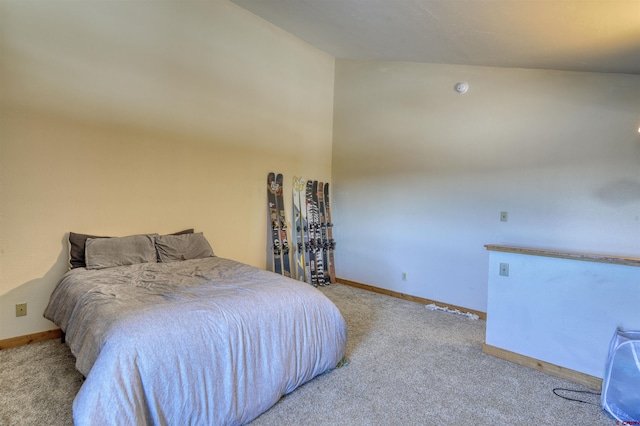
499,263 -> 509,276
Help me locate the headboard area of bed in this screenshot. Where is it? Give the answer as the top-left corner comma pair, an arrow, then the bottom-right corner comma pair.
67,229 -> 195,269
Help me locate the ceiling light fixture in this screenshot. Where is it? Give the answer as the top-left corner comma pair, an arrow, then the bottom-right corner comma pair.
454,82 -> 469,94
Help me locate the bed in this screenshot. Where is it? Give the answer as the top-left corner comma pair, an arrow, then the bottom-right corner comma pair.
43,231 -> 347,425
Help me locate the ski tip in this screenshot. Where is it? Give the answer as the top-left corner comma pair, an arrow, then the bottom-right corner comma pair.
293,176 -> 307,192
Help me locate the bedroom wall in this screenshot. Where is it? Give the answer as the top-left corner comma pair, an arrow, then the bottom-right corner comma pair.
0,1 -> 334,340
332,60 -> 640,312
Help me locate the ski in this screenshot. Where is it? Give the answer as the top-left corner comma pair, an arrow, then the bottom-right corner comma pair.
305,180 -> 318,286
318,182 -> 330,285
311,180 -> 325,285
299,178 -> 312,284
275,173 -> 291,278
267,172 -> 282,275
324,182 -> 336,283
292,176 -> 307,282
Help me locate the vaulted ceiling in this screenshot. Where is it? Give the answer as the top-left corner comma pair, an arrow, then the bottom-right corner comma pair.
232,0 -> 640,74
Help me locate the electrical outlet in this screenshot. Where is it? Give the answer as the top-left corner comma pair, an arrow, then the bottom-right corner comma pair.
499,263 -> 509,277
16,303 -> 27,317
402,272 -> 407,281
500,211 -> 508,222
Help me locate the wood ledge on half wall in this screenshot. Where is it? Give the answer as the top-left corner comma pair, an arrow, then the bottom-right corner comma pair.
337,278 -> 487,320
485,244 -> 640,267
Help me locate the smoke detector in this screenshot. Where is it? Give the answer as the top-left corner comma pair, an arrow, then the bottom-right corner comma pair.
454,82 -> 469,94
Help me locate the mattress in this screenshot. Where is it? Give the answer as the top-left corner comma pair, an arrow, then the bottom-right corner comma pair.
44,256 -> 347,425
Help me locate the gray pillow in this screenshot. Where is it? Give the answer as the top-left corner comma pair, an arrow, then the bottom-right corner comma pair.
68,232 -> 109,269
69,229 -> 194,269
155,232 -> 214,263
85,234 -> 158,270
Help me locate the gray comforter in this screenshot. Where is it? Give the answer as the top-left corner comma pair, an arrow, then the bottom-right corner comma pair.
44,257 -> 347,425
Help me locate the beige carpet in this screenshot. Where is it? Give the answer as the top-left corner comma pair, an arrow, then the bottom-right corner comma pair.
0,284 -> 612,425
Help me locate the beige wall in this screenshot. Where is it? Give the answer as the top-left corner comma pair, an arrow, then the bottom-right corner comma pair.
332,59 -> 640,311
0,1 -> 334,340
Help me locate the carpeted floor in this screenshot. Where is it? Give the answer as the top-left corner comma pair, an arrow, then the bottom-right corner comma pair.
0,284 -> 613,425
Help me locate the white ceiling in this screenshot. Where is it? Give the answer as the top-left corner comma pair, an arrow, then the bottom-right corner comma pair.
231,0 -> 640,74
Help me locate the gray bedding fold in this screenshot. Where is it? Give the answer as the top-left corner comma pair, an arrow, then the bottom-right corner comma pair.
44,257 -> 347,425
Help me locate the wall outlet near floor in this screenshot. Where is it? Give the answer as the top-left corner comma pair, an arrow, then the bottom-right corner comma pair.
402,272 -> 407,281
499,263 -> 509,277
16,303 -> 27,317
